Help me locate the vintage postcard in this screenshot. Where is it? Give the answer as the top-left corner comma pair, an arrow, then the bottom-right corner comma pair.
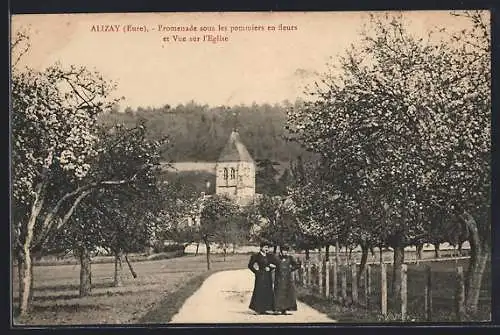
10,11 -> 491,326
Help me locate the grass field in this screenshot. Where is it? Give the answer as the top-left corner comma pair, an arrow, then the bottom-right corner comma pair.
12,254 -> 249,325
297,258 -> 491,323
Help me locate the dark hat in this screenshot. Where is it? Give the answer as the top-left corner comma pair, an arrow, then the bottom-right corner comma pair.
259,242 -> 268,248
280,245 -> 290,251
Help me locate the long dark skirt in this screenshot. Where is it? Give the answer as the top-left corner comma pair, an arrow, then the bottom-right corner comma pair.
274,276 -> 298,311
249,272 -> 275,313
274,259 -> 298,312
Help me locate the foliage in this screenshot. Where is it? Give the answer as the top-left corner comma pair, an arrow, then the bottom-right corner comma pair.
42,122 -> 167,258
92,122 -> 167,255
199,195 -> 239,244
255,193 -> 302,248
158,179 -> 204,245
152,242 -> 186,254
98,100 -> 312,163
11,59 -> 124,259
286,11 -> 490,249
255,159 -> 281,195
223,206 -> 255,249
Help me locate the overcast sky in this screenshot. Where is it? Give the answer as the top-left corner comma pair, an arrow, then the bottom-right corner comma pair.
11,11 -> 478,110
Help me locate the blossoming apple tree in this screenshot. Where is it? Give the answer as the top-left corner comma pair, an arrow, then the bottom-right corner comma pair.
286,11 -> 490,311
11,30 -> 167,315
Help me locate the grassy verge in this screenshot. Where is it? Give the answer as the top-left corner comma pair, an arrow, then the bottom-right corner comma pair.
137,271 -> 216,323
296,287 -> 382,323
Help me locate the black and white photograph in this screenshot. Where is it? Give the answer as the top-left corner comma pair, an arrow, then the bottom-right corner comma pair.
10,10 -> 492,325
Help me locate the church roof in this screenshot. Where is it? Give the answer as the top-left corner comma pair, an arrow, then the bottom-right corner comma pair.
217,130 -> 254,163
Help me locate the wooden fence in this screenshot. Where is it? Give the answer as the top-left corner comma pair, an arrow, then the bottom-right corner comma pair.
293,258 -> 470,322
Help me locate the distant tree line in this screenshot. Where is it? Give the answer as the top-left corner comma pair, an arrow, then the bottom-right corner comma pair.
99,100 -> 312,164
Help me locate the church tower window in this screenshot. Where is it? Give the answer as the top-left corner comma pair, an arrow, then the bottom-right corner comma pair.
223,168 -> 228,180
230,168 -> 236,179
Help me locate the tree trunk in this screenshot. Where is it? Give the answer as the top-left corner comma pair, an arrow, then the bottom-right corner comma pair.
19,194 -> 44,317
358,243 -> 369,288
325,245 -> 330,262
433,243 -> 440,258
78,246 -> 92,297
17,252 -> 34,317
205,240 -> 211,270
17,255 -> 22,303
124,254 -> 137,278
305,249 -> 310,261
232,243 -> 236,254
392,246 -> 405,302
147,234 -> 155,256
114,250 -> 124,287
379,246 -> 383,264
195,242 -> 200,256
223,247 -> 227,262
462,212 -> 488,313
466,250 -> 488,313
273,245 -> 278,254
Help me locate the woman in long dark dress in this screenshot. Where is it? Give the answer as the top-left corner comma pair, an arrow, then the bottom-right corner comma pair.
273,245 -> 300,315
248,243 -> 276,314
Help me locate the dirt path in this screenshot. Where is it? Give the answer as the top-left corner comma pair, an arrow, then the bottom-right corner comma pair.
170,269 -> 335,323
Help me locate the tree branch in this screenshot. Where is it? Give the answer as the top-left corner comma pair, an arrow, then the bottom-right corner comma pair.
61,75 -> 96,107
56,190 -> 94,231
12,31 -> 31,68
33,175 -> 138,249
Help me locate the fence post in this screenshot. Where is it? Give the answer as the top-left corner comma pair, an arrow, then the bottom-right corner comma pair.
341,265 -> 347,301
318,261 -> 323,296
381,262 -> 387,318
401,264 -> 407,321
325,260 -> 330,298
352,264 -> 358,304
303,261 -> 307,287
455,266 -> 466,321
332,261 -> 338,301
306,261 -> 311,287
300,263 -> 307,287
424,265 -> 432,321
367,264 -> 372,308
313,263 -> 316,289
362,266 -> 367,307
